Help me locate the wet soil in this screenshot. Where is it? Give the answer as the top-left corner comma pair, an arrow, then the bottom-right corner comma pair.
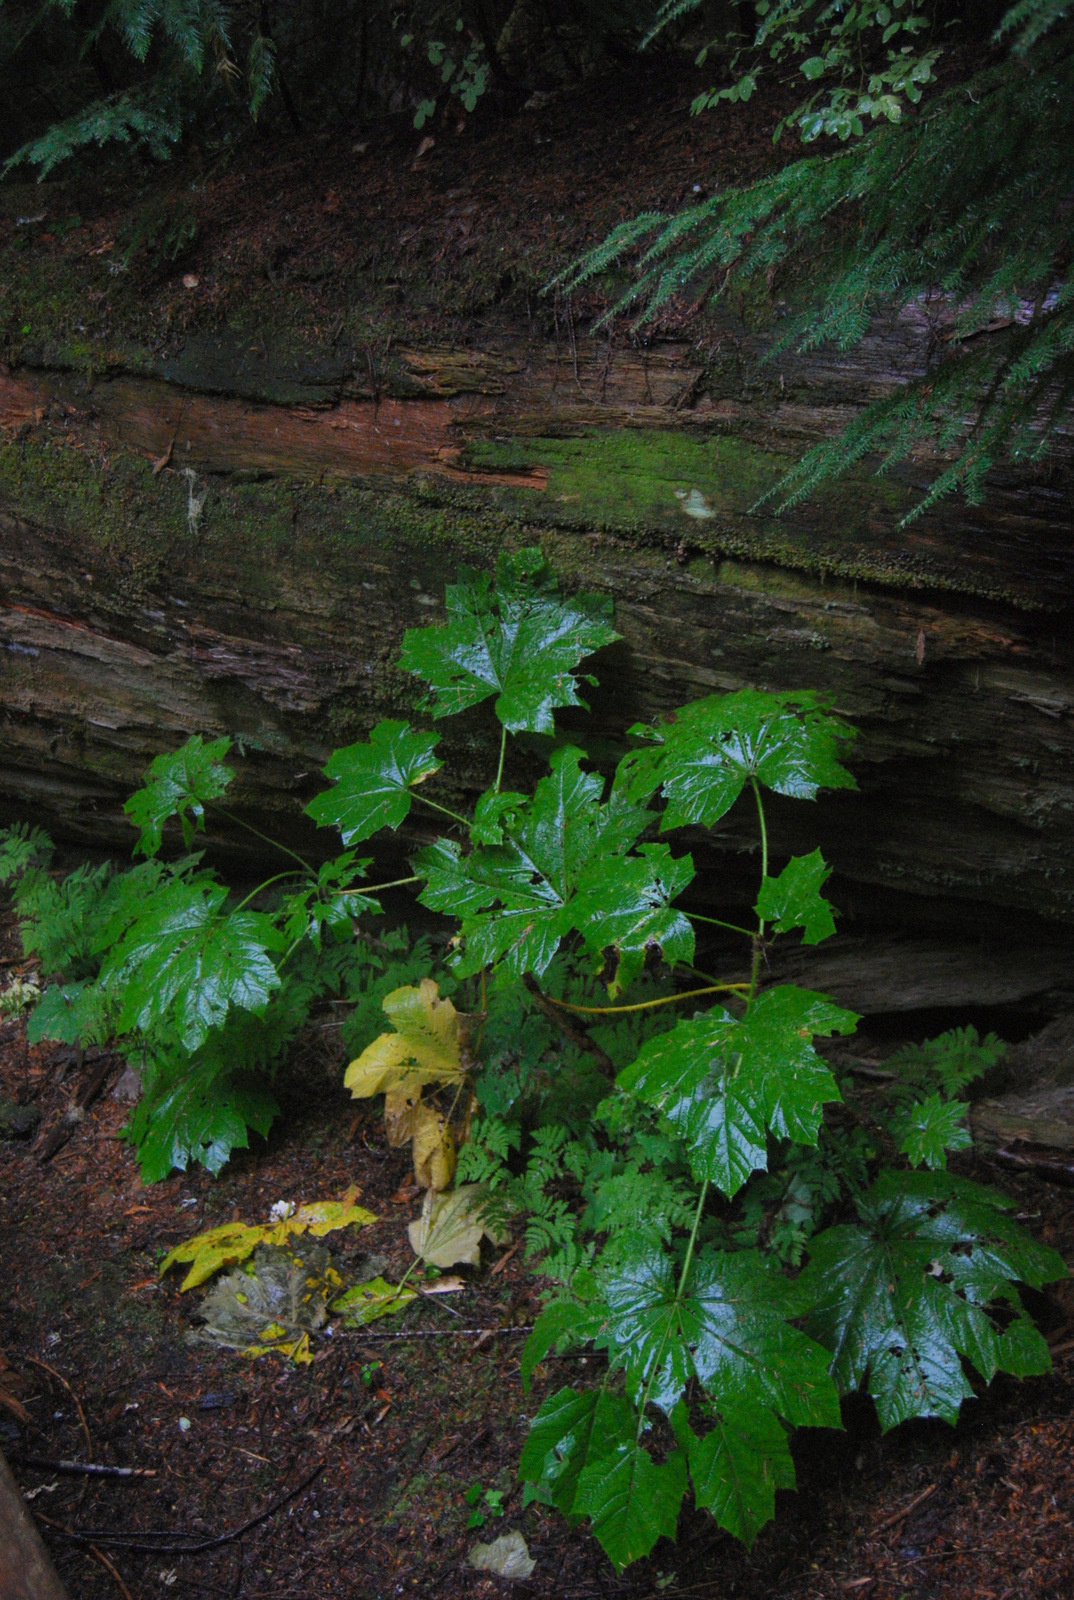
3,923 -> 1074,1600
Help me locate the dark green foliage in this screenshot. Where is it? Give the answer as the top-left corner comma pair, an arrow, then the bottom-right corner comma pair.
620,689 -> 856,828
0,0 -> 654,175
619,986 -> 856,1195
0,548 -> 1061,1569
799,1170 -> 1064,1428
399,548 -> 618,735
125,734 -> 233,855
569,1 -> 1074,518
306,722 -> 441,845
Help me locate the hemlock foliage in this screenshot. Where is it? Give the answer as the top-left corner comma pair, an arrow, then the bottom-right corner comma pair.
569,0 -> 1074,517
1,548 -> 1064,1568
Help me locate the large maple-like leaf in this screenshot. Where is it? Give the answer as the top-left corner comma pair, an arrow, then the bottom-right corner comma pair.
125,735 -> 234,856
619,986 -> 855,1195
415,747 -> 655,980
305,721 -> 441,844
593,1242 -> 841,1429
798,1169 -> 1066,1429
100,876 -> 283,1051
619,689 -> 856,828
672,1403 -> 796,1549
398,547 -> 619,734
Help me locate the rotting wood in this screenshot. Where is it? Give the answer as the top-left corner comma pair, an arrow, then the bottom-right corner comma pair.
0,1448 -> 72,1600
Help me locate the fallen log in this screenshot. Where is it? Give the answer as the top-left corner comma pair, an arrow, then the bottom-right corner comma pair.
0,1450 -> 71,1600
0,109 -> 1072,941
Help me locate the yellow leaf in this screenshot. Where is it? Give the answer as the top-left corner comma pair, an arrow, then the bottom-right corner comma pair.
243,1332 -> 313,1365
412,1102 -> 457,1191
407,1184 -> 508,1269
384,1087 -> 421,1148
344,979 -> 465,1100
159,1191 -> 376,1291
331,1276 -> 418,1325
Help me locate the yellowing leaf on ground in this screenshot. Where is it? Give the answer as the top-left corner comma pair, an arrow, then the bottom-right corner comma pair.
345,979 -> 466,1099
332,1276 -> 418,1325
412,1102 -> 457,1190
160,1188 -> 376,1290
244,1331 -> 313,1365
191,1243 -> 338,1364
469,1531 -> 536,1579
407,1184 -> 509,1268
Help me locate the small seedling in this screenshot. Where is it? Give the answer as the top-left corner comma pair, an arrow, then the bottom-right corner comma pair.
464,1482 -> 505,1528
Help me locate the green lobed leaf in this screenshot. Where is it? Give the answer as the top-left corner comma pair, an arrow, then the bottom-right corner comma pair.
755,849 -> 837,944
127,1064 -> 278,1183
672,1403 -> 796,1549
398,548 -> 618,734
619,987 -> 855,1196
890,1092 -> 971,1170
125,735 -> 234,856
574,844 -> 695,997
305,721 -> 441,844
620,690 -> 856,829
799,1169 -> 1067,1430
520,1386 -> 633,1519
100,877 -> 283,1051
416,747 -> 650,981
574,1437 -> 687,1570
594,1242 -> 841,1429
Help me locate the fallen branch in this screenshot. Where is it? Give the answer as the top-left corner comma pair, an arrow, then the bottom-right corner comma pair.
338,1324 -> 533,1342
41,1460 -> 326,1554
874,1482 -> 936,1534
10,1455 -> 156,1479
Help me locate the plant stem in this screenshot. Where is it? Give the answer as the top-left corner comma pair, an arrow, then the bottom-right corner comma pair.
340,875 -> 422,896
494,725 -> 507,795
686,911 -> 755,937
231,870 -> 306,914
677,1177 -> 710,1304
547,982 -> 748,1017
413,794 -> 471,828
214,806 -> 315,872
635,1177 -> 711,1442
749,778 -> 768,1005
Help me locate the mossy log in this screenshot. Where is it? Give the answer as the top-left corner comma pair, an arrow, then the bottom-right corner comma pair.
3,82 -> 1074,947
1,193 -> 1073,942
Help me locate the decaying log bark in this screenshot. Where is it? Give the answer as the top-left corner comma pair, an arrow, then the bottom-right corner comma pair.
0,1450 -> 71,1600
1,125 -> 1073,947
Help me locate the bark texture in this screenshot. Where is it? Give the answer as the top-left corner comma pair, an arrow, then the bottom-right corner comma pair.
1,123 -> 1073,942
0,1450 -> 71,1600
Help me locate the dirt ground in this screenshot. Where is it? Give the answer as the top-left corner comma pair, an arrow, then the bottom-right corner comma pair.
3,920 -> 1074,1600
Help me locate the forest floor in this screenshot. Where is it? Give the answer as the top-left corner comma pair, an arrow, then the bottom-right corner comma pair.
3,43 -> 1074,1600
3,921 -> 1074,1600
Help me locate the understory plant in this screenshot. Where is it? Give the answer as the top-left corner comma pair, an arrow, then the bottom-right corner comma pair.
0,546 -> 1064,1567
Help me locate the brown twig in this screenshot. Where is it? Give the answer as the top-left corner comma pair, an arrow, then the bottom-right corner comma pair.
339,1324 -> 533,1342
874,1481 -> 936,1533
46,1460 -> 326,1554
25,1356 -> 93,1461
522,975 -> 615,1077
11,1454 -> 156,1479
88,1543 -> 134,1600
